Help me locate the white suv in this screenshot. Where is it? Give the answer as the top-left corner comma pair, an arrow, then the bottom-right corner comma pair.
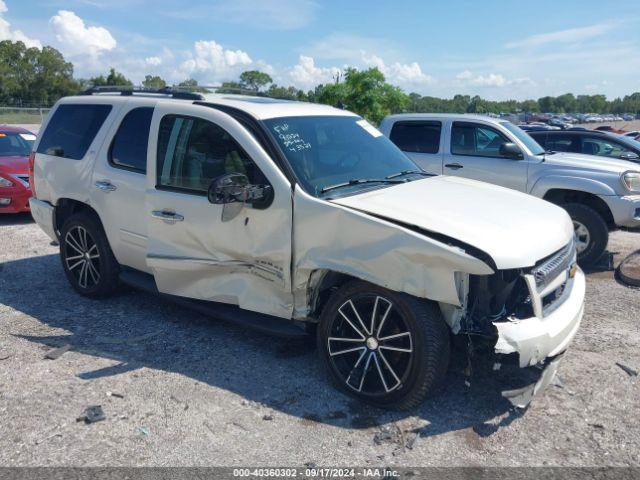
29,89 -> 585,409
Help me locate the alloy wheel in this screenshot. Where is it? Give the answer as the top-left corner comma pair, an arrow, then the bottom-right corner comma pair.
573,220 -> 591,254
64,225 -> 101,289
327,295 -> 413,396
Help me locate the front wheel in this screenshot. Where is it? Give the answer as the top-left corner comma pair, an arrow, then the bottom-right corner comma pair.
562,203 -> 608,267
317,280 -> 450,410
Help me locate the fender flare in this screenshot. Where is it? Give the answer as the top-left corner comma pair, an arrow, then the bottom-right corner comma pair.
529,175 -> 617,199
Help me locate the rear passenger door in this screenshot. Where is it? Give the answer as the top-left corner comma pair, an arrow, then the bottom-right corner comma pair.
445,121 -> 528,192
91,99 -> 155,273
389,120 -> 443,174
145,103 -> 294,319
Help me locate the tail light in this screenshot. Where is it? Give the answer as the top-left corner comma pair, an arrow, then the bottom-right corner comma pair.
28,151 -> 37,198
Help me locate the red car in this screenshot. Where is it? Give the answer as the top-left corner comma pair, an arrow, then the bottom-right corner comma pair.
0,126 -> 36,213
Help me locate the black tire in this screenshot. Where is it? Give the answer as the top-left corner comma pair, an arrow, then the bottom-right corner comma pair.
59,210 -> 120,298
617,251 -> 640,287
562,203 -> 608,267
317,280 -> 450,410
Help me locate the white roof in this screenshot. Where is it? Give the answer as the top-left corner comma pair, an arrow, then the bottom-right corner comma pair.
384,113 -> 506,123
200,94 -> 357,120
63,92 -> 357,120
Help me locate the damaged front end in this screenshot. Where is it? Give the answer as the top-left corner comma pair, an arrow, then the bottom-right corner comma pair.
457,239 -> 585,406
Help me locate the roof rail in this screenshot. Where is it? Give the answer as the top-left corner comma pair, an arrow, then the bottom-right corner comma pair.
80,85 -> 206,101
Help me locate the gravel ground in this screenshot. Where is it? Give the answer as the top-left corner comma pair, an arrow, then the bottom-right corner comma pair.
0,215 -> 639,467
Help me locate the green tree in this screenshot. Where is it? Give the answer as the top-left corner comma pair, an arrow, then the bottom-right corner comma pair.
538,96 -> 556,112
89,68 -> 132,87
314,67 -> 409,124
239,70 -> 273,92
176,78 -> 210,93
217,81 -> 243,94
0,40 -> 79,105
142,74 -> 166,89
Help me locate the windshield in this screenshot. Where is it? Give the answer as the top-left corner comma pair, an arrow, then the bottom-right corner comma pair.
616,135 -> 640,151
0,132 -> 34,157
500,121 -> 545,155
264,115 -> 421,197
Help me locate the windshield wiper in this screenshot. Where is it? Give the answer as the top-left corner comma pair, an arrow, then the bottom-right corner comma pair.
385,169 -> 433,179
321,178 -> 405,193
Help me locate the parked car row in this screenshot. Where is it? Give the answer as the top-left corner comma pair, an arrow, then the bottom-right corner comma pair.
25,89 -> 602,410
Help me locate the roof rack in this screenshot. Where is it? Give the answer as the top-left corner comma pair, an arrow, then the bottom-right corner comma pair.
80,85 -> 206,100
81,84 -> 274,100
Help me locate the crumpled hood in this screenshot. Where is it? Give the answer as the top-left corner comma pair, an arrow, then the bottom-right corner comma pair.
546,152 -> 640,174
331,175 -> 573,269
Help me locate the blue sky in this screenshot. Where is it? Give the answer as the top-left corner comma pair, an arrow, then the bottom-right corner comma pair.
2,0 -> 640,100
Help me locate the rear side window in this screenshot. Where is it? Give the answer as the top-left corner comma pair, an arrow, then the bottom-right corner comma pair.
109,107 -> 154,173
37,104 -> 112,160
390,121 -> 442,154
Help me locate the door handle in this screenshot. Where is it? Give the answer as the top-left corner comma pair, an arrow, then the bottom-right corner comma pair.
95,180 -> 117,192
444,163 -> 464,170
151,210 -> 184,223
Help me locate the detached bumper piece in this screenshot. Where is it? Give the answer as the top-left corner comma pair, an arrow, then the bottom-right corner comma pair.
500,354 -> 564,408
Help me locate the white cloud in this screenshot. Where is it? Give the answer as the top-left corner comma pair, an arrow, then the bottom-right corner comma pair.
362,53 -> 434,89
145,56 -> 162,66
505,21 -> 617,49
0,0 -> 42,49
287,55 -> 340,89
179,40 -> 253,83
49,10 -> 116,57
457,70 -> 506,87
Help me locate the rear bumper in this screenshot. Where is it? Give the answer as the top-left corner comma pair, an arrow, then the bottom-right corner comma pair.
29,198 -> 57,240
0,187 -> 32,213
493,269 -> 585,368
601,194 -> 640,228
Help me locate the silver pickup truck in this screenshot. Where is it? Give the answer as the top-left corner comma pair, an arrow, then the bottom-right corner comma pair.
380,114 -> 640,266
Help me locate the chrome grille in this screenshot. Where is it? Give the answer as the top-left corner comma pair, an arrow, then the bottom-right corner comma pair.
532,238 -> 575,290
524,239 -> 577,319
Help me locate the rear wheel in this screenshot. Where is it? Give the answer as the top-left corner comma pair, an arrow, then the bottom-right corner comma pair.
562,203 -> 608,267
60,211 -> 120,298
317,280 -> 450,410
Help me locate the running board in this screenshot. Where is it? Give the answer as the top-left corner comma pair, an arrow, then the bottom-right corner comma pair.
118,268 -> 308,338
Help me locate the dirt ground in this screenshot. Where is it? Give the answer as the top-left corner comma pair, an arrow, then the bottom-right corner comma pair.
0,214 -> 638,467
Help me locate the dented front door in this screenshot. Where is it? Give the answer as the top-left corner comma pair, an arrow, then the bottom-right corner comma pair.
145,103 -> 294,318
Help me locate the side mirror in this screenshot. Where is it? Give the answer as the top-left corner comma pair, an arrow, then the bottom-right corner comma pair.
207,173 -> 273,207
499,142 -> 524,160
620,151 -> 639,161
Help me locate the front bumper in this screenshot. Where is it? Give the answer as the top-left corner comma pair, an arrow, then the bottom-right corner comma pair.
28,198 -> 57,240
0,186 -> 32,213
493,269 -> 585,368
600,194 -> 640,228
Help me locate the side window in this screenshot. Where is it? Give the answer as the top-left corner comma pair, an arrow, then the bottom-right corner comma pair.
109,107 -> 154,173
546,135 -> 576,153
156,115 -> 267,194
389,121 -> 442,154
451,123 -> 509,158
37,104 -> 112,160
581,137 -> 629,158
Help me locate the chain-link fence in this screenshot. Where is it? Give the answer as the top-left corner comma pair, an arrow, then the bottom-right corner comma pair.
0,106 -> 50,125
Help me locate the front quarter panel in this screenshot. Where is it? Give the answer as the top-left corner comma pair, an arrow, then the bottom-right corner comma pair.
292,186 -> 494,318
528,173 -> 619,199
